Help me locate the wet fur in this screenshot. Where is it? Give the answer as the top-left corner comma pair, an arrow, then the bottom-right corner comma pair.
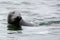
8,11 -> 35,26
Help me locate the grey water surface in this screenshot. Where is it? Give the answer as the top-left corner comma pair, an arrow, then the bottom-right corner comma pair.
0,0 -> 60,40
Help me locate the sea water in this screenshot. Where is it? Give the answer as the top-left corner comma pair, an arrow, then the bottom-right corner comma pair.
0,0 -> 60,40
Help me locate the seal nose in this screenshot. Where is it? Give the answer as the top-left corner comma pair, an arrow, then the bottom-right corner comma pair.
15,16 -> 22,21
16,16 -> 20,20
16,16 -> 19,18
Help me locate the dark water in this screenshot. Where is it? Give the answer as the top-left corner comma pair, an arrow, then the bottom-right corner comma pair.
0,0 -> 60,40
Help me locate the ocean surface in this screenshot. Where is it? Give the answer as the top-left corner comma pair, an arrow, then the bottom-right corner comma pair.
0,0 -> 60,40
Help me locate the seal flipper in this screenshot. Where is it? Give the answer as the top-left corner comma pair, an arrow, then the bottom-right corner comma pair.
21,20 -> 35,26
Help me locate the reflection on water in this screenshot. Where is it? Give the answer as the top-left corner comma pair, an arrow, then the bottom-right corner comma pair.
7,24 -> 22,30
0,26 -> 60,40
0,0 -> 60,40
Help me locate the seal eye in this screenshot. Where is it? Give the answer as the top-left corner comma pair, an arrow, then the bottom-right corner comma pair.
12,11 -> 15,14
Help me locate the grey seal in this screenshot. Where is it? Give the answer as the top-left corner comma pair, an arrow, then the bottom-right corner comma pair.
7,10 -> 35,30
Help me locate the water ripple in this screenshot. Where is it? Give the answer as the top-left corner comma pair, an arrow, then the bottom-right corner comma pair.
21,2 -> 31,5
40,20 -> 60,25
0,1 -> 21,5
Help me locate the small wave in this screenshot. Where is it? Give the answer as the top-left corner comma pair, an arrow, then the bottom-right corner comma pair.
39,20 -> 60,25
56,4 -> 60,7
0,1 -> 20,5
21,2 -> 31,5
0,1 -> 13,4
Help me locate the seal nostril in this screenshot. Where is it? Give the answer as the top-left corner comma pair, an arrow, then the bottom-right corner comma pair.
16,16 -> 19,18
15,17 -> 19,19
15,16 -> 22,21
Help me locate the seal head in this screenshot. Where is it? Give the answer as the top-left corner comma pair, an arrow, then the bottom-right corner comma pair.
7,11 -> 22,30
